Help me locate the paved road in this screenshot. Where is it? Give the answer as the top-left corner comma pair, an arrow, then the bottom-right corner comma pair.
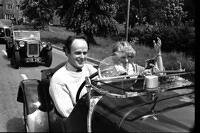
0,44 -> 66,132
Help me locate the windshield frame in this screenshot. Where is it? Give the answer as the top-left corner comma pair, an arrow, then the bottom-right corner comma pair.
13,30 -> 40,41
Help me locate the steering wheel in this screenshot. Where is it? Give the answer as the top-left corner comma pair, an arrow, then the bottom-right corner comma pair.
76,71 -> 98,103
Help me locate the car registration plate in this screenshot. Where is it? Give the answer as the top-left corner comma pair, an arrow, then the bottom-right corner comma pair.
26,57 -> 41,62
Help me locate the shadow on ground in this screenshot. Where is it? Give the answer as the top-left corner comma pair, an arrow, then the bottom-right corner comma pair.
6,62 -> 42,69
6,117 -> 24,132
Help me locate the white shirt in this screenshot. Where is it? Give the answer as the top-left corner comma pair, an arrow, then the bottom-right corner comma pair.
49,63 -> 97,117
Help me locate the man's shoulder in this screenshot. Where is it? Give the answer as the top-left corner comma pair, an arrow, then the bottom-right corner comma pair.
84,63 -> 95,68
83,63 -> 97,74
51,66 -> 66,79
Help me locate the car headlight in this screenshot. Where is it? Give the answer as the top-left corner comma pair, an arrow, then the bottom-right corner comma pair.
19,41 -> 25,47
41,42 -> 47,47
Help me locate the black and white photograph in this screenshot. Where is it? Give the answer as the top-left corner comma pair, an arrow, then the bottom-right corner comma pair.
0,0 -> 195,132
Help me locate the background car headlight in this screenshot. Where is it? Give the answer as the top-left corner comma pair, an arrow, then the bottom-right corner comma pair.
41,42 -> 47,47
19,41 -> 25,47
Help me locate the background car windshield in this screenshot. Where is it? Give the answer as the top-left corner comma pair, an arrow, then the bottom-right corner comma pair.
13,31 -> 40,40
0,28 -> 5,37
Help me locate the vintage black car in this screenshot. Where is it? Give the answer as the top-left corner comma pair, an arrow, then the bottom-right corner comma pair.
16,56 -> 195,132
8,30 -> 52,68
0,24 -> 12,46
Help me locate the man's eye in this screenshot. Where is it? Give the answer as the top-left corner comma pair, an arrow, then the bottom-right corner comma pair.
74,52 -> 81,55
74,51 -> 88,55
83,52 -> 88,55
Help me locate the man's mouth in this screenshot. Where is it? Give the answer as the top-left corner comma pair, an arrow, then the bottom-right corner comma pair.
76,59 -> 85,65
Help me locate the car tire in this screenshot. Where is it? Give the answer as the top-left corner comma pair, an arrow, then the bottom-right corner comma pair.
44,51 -> 52,67
10,51 -> 20,69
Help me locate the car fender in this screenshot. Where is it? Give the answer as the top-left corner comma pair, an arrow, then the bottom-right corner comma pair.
42,45 -> 52,51
17,79 -> 52,132
46,44 -> 52,51
6,39 -> 13,48
17,79 -> 42,114
13,43 -> 20,51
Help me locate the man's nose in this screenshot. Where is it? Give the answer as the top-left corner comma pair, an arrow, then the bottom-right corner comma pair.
80,53 -> 86,58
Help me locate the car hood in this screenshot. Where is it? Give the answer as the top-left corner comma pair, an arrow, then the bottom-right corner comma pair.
137,105 -> 194,132
94,90 -> 194,132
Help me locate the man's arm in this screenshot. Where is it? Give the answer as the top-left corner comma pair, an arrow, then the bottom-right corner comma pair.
49,77 -> 74,118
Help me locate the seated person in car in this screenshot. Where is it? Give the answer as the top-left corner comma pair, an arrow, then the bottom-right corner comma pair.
100,37 -> 164,78
49,35 -> 97,118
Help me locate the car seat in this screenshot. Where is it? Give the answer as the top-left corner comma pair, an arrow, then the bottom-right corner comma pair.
40,61 -> 67,132
16,61 -> 67,132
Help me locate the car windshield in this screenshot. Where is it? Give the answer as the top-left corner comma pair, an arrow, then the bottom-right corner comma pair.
96,55 -> 194,92
96,55 -> 142,91
98,55 -> 137,79
13,31 -> 40,40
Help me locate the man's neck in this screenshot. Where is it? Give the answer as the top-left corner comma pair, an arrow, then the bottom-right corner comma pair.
66,62 -> 82,72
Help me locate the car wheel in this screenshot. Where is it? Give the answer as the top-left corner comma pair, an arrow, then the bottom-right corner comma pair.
44,51 -> 52,67
23,103 -> 28,132
10,51 -> 20,69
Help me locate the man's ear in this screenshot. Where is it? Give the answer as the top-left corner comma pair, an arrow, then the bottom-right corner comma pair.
64,51 -> 68,56
64,50 -> 70,57
63,47 -> 69,56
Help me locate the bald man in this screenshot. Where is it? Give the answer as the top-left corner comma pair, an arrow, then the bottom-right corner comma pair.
49,35 -> 97,117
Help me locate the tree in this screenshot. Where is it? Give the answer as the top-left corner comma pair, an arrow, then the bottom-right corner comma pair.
20,0 -> 54,30
115,0 -> 138,27
183,0 -> 195,25
50,0 -> 119,45
162,0 -> 188,26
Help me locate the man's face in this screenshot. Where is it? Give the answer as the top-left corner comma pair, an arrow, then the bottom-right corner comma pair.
67,39 -> 88,69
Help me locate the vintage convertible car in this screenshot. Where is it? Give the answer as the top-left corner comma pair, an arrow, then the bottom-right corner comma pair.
16,56 -> 195,132
0,24 -> 12,45
8,30 -> 52,68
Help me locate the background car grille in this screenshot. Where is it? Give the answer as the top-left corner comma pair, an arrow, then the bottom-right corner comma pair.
27,43 -> 39,57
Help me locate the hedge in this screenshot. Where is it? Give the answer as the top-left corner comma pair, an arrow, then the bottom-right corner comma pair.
121,24 -> 195,58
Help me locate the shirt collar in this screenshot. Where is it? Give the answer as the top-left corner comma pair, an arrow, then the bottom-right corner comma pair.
65,62 -> 82,72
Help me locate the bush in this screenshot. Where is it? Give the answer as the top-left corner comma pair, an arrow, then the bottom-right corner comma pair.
127,24 -> 195,57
